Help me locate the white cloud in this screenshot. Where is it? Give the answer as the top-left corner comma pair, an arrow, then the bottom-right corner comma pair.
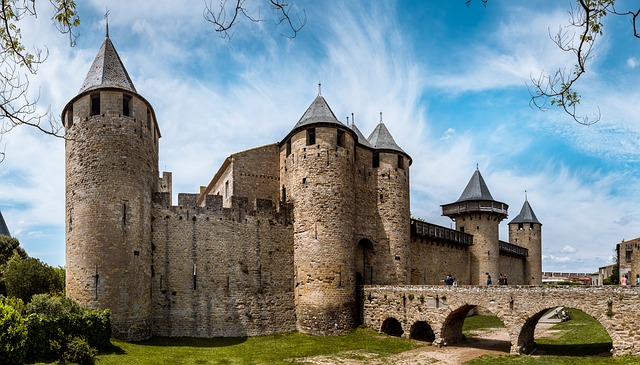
543,255 -> 573,263
628,57 -> 638,69
561,245 -> 577,254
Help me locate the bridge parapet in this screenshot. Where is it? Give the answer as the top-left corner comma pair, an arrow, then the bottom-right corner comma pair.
363,285 -> 640,357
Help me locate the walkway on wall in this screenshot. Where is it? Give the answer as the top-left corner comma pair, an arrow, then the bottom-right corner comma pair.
363,285 -> 639,356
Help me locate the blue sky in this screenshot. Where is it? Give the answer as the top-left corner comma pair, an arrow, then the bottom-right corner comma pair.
2,0 -> 640,273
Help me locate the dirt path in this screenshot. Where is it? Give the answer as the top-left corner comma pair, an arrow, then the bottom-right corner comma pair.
293,324 -> 557,365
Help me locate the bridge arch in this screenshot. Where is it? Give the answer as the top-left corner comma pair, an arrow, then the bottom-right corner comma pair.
410,320 -> 435,342
519,304 -> 613,355
381,317 -> 404,337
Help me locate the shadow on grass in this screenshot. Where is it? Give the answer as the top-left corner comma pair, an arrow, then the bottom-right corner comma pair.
134,336 -> 248,348
99,342 -> 127,355
535,342 -> 613,357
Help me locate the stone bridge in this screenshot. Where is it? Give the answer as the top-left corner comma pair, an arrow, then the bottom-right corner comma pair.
362,285 -> 640,356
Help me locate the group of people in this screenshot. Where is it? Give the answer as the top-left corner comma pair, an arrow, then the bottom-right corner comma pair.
620,274 -> 640,286
444,274 -> 458,286
485,273 -> 509,286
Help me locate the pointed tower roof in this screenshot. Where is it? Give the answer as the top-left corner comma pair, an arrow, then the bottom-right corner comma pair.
78,35 -> 137,94
292,94 -> 343,129
456,168 -> 494,202
0,211 -> 11,237
367,114 -> 406,154
509,199 -> 541,225
350,120 -> 372,148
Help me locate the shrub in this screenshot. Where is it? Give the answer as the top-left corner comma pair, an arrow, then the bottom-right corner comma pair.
24,293 -> 82,318
62,337 -> 97,365
4,256 -> 64,302
0,302 -> 28,365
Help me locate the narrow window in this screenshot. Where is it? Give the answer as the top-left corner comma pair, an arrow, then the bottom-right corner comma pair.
529,223 -> 534,230
337,130 -> 345,147
398,155 -> 404,169
373,152 -> 380,168
90,93 -> 100,116
459,226 -> 465,233
518,223 -> 523,230
626,249 -> 632,263
281,185 -> 287,202
306,128 -> 316,146
286,139 -> 291,157
225,180 -> 229,198
66,107 -> 74,128
123,94 -> 132,116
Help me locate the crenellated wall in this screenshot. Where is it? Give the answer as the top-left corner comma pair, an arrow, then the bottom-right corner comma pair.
150,193 -> 295,337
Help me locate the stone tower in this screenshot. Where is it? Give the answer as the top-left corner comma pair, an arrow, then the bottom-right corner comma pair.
62,33 -> 160,340
368,116 -> 412,284
509,198 -> 542,285
279,93 -> 357,335
442,169 -> 508,285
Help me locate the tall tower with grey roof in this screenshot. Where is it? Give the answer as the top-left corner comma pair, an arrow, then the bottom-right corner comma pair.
279,92 -> 358,335
368,115 -> 412,284
509,197 -> 542,285
442,169 -> 508,285
62,33 -> 160,340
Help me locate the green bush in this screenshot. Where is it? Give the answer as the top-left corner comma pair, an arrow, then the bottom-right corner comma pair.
25,293 -> 82,317
62,337 -> 98,365
0,302 -> 28,365
4,256 -> 64,302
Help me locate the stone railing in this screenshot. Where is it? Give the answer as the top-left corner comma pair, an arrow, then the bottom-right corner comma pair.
499,240 -> 528,257
411,220 -> 473,246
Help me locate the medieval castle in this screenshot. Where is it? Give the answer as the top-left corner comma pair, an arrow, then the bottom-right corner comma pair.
63,34 -> 542,340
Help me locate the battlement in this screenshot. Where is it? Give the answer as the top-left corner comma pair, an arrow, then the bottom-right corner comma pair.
152,192 -> 291,224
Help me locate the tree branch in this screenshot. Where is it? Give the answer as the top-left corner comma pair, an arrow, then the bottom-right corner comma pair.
203,0 -> 306,39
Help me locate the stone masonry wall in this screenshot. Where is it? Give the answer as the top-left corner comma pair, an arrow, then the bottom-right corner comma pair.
65,90 -> 158,341
280,126 -> 357,335
232,144 -> 280,208
497,253 -> 525,285
509,223 -> 542,285
151,193 -> 295,337
363,285 -> 640,356
409,237 -> 471,285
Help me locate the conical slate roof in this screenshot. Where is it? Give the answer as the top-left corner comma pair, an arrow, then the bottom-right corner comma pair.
78,35 -> 137,94
367,121 -> 405,154
0,211 -> 10,237
351,122 -> 372,148
509,199 -> 541,225
292,95 -> 343,129
457,169 -> 494,202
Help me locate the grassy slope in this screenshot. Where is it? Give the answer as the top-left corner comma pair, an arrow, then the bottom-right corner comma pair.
94,327 -> 422,365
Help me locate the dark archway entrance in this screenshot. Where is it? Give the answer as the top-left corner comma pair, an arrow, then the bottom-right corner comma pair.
381,317 -> 404,337
410,321 -> 435,342
355,239 -> 374,325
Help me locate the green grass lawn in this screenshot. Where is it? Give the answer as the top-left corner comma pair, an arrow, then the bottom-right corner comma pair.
465,309 -> 635,365
93,327 -> 421,365
463,314 -> 505,336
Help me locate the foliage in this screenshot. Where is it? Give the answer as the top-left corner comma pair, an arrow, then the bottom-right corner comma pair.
0,301 -> 28,365
95,327 -> 420,365
24,293 -> 81,317
603,264 -> 619,285
62,336 -> 97,365
3,255 -> 64,302
0,236 -> 27,296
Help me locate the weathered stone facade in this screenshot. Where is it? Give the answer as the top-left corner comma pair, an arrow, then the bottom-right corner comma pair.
64,35 -> 544,343
363,285 -> 640,356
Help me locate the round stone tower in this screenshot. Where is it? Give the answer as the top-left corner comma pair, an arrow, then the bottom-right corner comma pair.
367,115 -> 412,284
62,33 -> 160,340
279,93 -> 357,335
509,197 -> 542,285
442,169 -> 508,285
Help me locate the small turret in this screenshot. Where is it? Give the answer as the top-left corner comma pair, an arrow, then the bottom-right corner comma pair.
509,197 -> 542,285
442,169 -> 508,285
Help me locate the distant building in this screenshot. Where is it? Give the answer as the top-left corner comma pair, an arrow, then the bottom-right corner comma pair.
596,264 -> 617,286
541,272 -> 592,285
0,210 -> 10,237
617,238 -> 640,284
